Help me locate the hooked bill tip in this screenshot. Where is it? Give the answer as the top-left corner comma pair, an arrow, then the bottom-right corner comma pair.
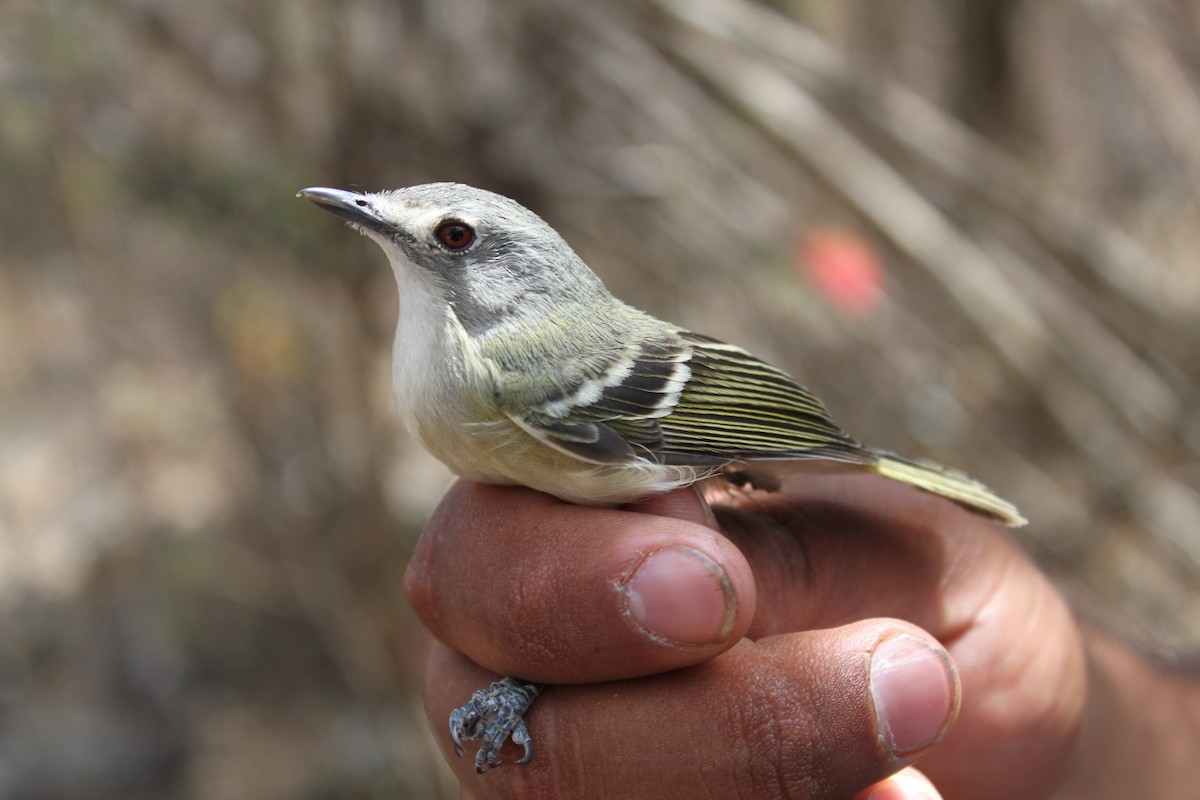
297,187 -> 334,201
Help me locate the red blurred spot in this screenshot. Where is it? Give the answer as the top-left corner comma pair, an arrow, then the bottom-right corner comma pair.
797,229 -> 885,316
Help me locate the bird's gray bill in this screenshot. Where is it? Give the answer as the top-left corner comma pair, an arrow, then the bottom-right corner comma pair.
297,187 -> 395,236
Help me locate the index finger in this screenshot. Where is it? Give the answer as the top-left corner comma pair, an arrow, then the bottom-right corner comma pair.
404,481 -> 758,683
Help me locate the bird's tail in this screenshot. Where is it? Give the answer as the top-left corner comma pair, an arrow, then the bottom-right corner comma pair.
870,450 -> 1027,527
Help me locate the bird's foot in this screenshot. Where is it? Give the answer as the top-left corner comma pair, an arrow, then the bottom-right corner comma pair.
449,677 -> 543,773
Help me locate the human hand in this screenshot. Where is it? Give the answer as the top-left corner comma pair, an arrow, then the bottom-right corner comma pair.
405,475 -> 1087,799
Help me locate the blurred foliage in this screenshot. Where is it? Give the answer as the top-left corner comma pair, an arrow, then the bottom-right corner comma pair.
2,0 -> 1200,797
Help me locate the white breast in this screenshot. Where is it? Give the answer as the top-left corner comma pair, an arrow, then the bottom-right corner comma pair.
385,255 -> 507,476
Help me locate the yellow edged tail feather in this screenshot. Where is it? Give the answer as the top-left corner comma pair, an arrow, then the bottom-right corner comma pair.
871,451 -> 1026,527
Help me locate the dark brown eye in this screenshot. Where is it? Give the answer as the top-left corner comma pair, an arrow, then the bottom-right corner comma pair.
435,220 -> 475,251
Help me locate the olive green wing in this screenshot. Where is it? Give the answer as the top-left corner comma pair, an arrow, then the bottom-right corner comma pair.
502,331 -> 1024,525
506,331 -> 872,469
654,334 -> 872,466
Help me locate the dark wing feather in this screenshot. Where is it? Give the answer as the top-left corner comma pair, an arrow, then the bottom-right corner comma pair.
512,338 -> 691,464
654,333 -> 872,466
510,329 -> 872,470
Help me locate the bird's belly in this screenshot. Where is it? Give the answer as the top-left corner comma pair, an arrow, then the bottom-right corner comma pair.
412,412 -> 704,506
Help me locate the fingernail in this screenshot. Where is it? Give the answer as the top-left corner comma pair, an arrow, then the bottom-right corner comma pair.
869,634 -> 958,757
623,545 -> 736,646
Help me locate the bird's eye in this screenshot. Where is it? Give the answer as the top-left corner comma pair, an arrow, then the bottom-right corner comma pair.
435,220 -> 475,251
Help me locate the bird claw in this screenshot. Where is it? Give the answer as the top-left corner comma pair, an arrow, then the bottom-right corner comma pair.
448,701 -> 481,758
447,677 -> 542,772
515,735 -> 534,766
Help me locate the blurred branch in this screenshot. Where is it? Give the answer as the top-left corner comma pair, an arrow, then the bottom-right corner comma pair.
656,0 -> 1196,332
1086,0 -> 1200,202
654,0 -> 1200,570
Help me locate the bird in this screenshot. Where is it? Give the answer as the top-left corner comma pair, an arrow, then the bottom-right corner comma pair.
297,182 -> 1025,771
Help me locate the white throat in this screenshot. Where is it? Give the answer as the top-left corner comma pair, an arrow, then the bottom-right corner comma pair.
384,250 -> 495,453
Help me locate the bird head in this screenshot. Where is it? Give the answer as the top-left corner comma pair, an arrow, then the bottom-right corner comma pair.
298,183 -> 610,334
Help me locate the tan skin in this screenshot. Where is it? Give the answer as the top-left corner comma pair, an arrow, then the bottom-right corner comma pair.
405,474 -> 1200,799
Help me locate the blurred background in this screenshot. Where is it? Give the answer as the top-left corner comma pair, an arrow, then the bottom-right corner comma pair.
3,0 -> 1200,796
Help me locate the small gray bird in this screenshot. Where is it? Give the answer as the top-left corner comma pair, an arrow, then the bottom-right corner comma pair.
298,182 -> 1025,771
